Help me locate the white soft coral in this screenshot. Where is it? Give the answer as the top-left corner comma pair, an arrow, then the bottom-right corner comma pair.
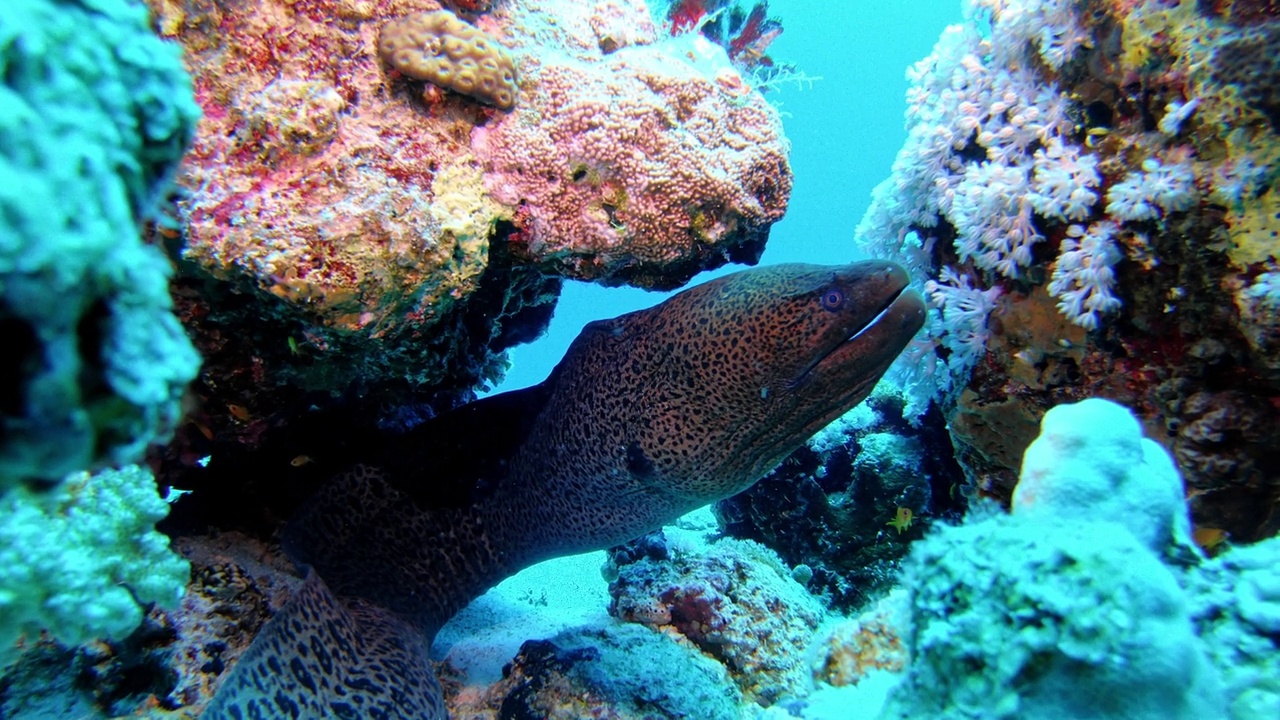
1105,156 -> 1199,221
926,266 -> 1004,372
1048,221 -> 1124,329
969,0 -> 1090,69
1030,137 -> 1101,221
952,161 -> 1044,277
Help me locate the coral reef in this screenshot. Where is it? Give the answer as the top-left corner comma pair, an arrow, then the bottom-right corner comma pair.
0,0 -> 200,486
881,398 -> 1280,720
473,5 -> 790,289
714,388 -> 966,612
144,0 -> 790,472
606,532 -> 824,706
148,0 -> 790,386
855,0 -> 1280,540
378,10 -> 518,110
1187,539 -> 1280,718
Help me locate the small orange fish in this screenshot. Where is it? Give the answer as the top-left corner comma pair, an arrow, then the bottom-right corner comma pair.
227,404 -> 252,422
887,507 -> 914,534
290,455 -> 315,467
1193,526 -> 1227,553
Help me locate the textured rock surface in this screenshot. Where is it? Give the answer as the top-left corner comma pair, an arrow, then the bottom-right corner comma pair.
445,623 -> 742,720
607,533 -> 825,706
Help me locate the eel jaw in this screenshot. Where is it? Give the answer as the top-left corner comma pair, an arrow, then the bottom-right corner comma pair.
824,284 -> 927,375
791,282 -> 927,392
750,279 -> 926,483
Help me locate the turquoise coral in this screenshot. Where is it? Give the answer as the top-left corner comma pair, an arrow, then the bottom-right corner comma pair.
0,465 -> 190,665
0,0 -> 200,486
882,398 -> 1280,719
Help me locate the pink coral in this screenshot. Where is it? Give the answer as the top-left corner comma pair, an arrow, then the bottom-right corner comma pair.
151,0 -> 493,333
473,35 -> 791,288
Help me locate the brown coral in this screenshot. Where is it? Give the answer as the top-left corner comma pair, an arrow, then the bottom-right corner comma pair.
814,593 -> 907,687
378,10 -> 518,110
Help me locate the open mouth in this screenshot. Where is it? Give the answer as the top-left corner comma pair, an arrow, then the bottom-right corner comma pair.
842,284 -> 911,346
791,284 -> 926,388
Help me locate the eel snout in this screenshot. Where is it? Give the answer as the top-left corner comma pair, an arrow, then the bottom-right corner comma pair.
810,261 -> 926,384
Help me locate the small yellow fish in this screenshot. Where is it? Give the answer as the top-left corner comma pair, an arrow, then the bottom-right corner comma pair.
291,455 -> 315,467
887,507 -> 914,534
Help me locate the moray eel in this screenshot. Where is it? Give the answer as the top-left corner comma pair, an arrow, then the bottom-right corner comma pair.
202,261 -> 925,719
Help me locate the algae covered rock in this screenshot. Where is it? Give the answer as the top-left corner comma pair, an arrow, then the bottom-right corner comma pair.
483,623 -> 741,720
0,0 -> 200,486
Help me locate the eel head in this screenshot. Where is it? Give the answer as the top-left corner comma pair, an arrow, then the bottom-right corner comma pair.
611,260 -> 926,502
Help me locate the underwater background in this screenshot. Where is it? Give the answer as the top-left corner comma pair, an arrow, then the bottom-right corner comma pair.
1,0 -> 1278,718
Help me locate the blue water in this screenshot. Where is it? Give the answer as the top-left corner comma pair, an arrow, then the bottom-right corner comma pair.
494,0 -> 963,392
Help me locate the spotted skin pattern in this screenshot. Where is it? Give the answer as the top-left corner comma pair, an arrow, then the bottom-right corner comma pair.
203,262 -> 925,720
201,570 -> 444,720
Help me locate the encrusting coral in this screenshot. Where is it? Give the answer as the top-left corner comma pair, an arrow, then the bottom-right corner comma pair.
378,10 -> 518,110
472,25 -> 790,288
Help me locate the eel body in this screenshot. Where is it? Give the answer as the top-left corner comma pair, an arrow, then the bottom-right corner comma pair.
202,261 -> 925,719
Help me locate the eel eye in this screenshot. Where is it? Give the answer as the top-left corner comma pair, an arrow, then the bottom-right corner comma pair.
821,288 -> 845,311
